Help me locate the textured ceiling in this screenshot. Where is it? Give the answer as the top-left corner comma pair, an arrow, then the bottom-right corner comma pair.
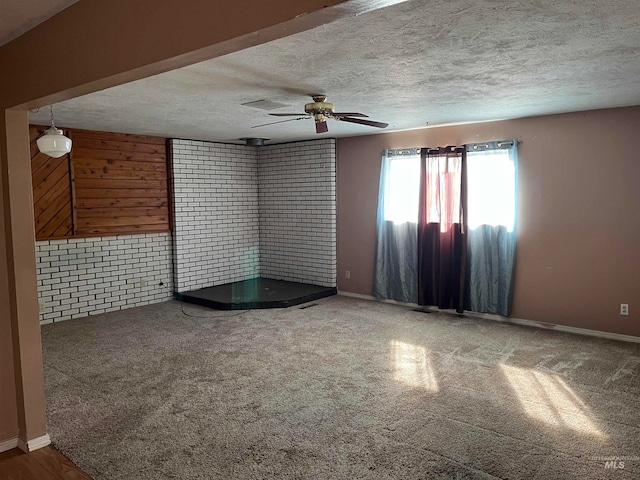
30,0 -> 640,144
0,0 -> 79,46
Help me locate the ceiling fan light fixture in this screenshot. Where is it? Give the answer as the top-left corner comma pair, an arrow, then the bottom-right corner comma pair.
37,105 -> 72,158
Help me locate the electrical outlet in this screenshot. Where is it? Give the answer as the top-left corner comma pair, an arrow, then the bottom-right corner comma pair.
140,279 -> 147,287
620,304 -> 629,316
345,270 -> 351,279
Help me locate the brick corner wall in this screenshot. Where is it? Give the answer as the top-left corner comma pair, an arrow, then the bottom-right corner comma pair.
171,140 -> 260,292
258,138 -> 336,287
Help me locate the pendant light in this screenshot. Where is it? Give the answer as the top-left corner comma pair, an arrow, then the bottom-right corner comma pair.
36,105 -> 72,158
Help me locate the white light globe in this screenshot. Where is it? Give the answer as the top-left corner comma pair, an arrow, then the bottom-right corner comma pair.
36,127 -> 72,158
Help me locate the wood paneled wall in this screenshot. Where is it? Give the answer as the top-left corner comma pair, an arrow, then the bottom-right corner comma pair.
30,126 -> 74,239
71,129 -> 170,236
30,127 -> 170,240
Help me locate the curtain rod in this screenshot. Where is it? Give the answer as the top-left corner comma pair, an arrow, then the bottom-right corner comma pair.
467,140 -> 515,150
382,139 -> 519,155
382,148 -> 421,156
426,145 -> 464,155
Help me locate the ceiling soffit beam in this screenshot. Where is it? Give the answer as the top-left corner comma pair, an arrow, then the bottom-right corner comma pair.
0,0 -> 409,111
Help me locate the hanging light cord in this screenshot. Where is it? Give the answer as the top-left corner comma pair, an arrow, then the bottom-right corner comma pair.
49,105 -> 57,129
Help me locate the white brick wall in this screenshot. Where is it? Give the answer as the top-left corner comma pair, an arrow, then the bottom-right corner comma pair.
258,139 -> 336,287
33,139 -> 335,323
171,138 -> 336,291
35,233 -> 173,323
34,139 -> 337,323
171,140 -> 260,292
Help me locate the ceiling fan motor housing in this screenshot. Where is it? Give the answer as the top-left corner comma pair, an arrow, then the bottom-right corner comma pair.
305,95 -> 335,119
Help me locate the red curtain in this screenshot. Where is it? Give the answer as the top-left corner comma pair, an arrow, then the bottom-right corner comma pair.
418,147 -> 467,313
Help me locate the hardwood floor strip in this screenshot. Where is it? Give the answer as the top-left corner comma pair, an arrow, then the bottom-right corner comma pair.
0,447 -> 91,480
31,447 -> 93,480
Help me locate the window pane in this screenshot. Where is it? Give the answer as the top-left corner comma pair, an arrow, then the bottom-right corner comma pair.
424,154 -> 462,228
467,149 -> 516,232
383,155 -> 420,224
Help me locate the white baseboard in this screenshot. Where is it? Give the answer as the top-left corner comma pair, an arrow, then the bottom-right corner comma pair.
0,437 -> 18,453
17,433 -> 51,453
337,291 -> 640,344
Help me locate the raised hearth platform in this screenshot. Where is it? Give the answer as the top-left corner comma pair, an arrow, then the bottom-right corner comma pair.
176,277 -> 336,310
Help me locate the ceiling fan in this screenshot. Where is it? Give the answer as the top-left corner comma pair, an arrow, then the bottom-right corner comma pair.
252,95 -> 389,134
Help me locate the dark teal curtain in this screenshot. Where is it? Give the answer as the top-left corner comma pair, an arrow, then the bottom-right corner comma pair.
464,140 -> 518,316
372,149 -> 419,303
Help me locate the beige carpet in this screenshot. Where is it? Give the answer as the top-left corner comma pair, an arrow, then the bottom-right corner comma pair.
41,296 -> 640,479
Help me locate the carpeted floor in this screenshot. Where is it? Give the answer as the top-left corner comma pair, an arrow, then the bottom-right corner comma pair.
41,296 -> 640,479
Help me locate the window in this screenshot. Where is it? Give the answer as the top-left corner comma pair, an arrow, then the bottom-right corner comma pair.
381,153 -> 420,224
374,140 -> 518,315
423,148 -> 464,230
466,144 -> 517,232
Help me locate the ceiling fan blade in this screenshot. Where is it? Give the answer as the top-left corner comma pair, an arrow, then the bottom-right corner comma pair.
332,112 -> 369,118
316,121 -> 329,134
337,116 -> 389,128
269,113 -> 309,117
252,117 -> 308,128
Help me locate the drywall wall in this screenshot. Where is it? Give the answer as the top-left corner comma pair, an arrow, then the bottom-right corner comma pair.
337,106 -> 640,336
0,110 -> 47,446
0,276 -> 17,445
259,139 -> 337,287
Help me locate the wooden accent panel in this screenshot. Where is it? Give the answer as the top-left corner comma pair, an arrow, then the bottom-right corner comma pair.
76,197 -> 169,208
30,126 -> 74,240
30,126 -> 170,239
64,129 -> 166,145
72,148 -> 167,162
71,129 -> 170,236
